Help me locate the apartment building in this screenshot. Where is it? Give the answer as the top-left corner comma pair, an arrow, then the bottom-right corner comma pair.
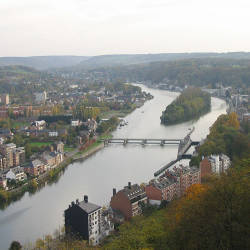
110,182 -> 147,220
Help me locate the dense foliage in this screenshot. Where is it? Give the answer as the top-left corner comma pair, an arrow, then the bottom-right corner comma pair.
160,88 -> 211,125
103,161 -> 250,250
96,117 -> 120,134
190,112 -> 250,166
94,58 -> 250,92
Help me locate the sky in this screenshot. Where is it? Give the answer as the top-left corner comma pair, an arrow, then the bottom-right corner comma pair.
1,0 -> 250,56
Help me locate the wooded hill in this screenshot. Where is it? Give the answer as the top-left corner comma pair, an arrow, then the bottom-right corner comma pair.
160,87 -> 211,125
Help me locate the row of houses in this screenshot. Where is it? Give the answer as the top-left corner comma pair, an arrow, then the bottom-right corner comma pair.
64,154 -> 231,246
0,142 -> 64,190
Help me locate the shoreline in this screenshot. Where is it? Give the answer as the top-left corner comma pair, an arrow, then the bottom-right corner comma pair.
0,91 -> 152,210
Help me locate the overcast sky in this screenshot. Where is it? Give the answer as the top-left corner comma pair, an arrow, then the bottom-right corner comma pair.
1,0 -> 250,56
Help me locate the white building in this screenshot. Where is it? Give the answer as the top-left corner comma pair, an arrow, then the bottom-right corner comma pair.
209,154 -> 231,174
5,166 -> 27,182
34,91 -> 47,104
48,131 -> 58,137
71,120 -> 81,127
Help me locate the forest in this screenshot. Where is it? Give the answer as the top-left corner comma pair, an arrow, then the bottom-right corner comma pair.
160,87 -> 211,125
93,58 -> 250,91
190,112 -> 250,166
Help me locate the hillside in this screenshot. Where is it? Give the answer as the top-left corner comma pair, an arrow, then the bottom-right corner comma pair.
74,52 -> 250,69
0,56 -> 90,70
88,57 -> 250,91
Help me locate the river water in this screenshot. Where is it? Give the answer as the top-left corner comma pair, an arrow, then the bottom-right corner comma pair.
0,86 -> 227,249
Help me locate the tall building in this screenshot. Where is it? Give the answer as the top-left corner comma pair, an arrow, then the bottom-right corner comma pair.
65,196 -> 113,246
34,91 -> 47,104
13,147 -> 26,167
0,143 -> 16,168
0,94 -> 10,105
110,182 -> 147,220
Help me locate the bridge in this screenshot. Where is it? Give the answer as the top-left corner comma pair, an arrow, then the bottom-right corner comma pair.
100,127 -> 199,177
103,138 -> 181,146
154,127 -> 199,176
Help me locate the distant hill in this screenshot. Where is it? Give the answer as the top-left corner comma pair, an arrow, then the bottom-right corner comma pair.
74,52 -> 250,69
0,56 -> 90,70
0,65 -> 40,78
1,52 -> 250,71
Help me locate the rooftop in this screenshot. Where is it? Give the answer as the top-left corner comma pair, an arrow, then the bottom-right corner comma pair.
78,200 -> 101,214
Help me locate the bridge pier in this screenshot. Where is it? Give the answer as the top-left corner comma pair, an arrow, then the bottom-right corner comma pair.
160,140 -> 165,146
123,139 -> 128,145
141,139 -> 147,145
104,140 -> 109,146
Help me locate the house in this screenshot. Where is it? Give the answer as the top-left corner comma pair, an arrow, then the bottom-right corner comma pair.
48,131 -> 58,137
5,166 -> 27,182
31,120 -> 46,130
24,159 -> 45,176
110,182 -> 147,220
71,120 -> 81,127
145,177 -> 179,204
65,196 -> 113,246
41,151 -> 63,168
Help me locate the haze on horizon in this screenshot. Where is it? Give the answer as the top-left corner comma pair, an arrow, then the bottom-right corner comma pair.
1,0 -> 250,57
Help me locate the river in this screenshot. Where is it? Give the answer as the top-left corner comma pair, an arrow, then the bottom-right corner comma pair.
0,85 -> 227,249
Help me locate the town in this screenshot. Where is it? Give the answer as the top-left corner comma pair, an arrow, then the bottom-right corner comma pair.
0,71 -> 153,205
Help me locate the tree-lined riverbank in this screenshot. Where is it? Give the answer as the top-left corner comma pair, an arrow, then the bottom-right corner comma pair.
161,87 -> 211,125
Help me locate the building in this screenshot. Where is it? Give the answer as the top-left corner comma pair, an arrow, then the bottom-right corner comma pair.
110,182 -> 147,220
48,131 -> 58,137
51,141 -> 64,153
34,91 -> 47,104
209,154 -> 231,174
5,166 -> 27,182
0,155 -> 7,171
0,176 -> 7,189
13,147 -> 25,167
24,159 -> 45,176
0,143 -> 16,168
65,196 -> 113,246
41,151 -> 63,168
146,177 -> 179,204
71,120 -> 81,127
31,120 -> 46,130
146,165 -> 201,203
0,94 -> 10,105
199,157 -> 212,179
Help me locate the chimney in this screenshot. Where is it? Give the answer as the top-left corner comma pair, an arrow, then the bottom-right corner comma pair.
71,201 -> 75,206
76,199 -> 79,205
84,195 -> 88,203
113,188 -> 116,196
128,182 -> 131,189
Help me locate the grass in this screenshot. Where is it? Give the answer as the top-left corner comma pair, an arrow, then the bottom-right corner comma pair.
64,146 -> 75,152
29,142 -> 53,148
12,121 -> 29,129
100,109 -> 133,119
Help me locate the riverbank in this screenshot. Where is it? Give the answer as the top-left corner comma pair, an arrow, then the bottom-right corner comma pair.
0,97 -> 149,210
